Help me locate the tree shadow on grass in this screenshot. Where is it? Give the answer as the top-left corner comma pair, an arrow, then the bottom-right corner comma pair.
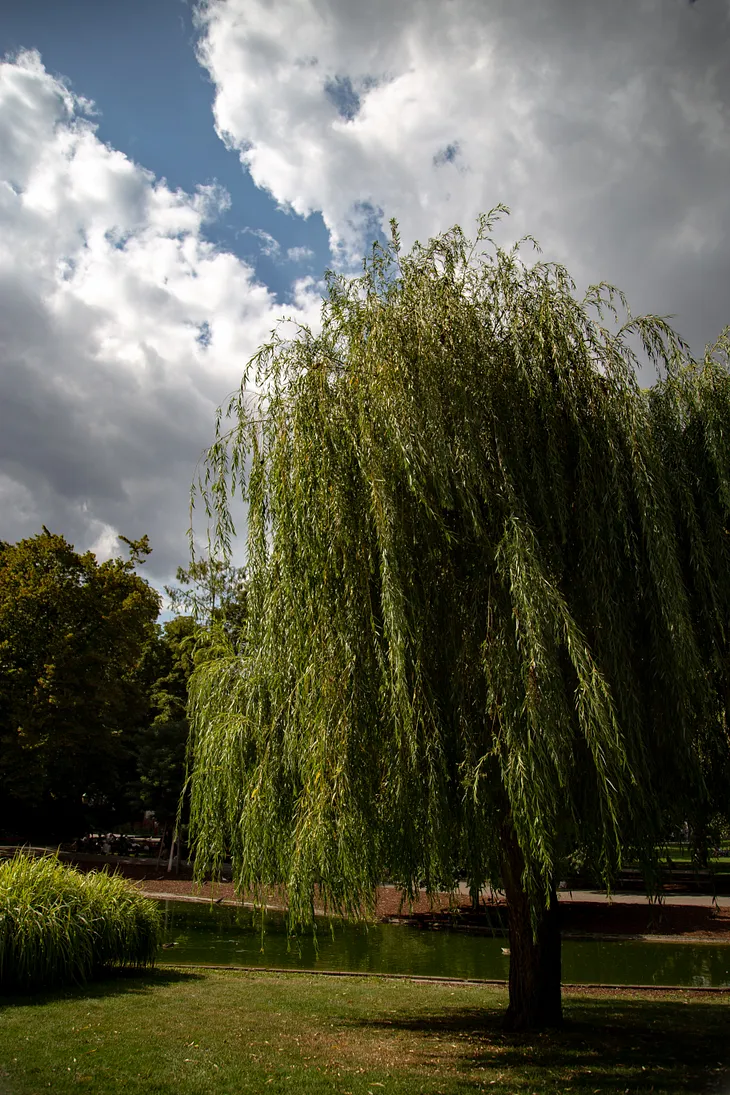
351,996 -> 730,1093
0,966 -> 204,1010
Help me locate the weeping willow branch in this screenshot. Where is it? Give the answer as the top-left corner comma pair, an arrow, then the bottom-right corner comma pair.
186,210 -> 730,933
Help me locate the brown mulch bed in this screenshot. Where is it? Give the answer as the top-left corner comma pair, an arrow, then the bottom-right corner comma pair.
559,898 -> 730,939
129,877 -> 459,916
376,893 -> 730,940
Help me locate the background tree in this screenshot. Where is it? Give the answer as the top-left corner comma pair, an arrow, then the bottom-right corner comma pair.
185,212 -> 730,1031
0,530 -> 160,839
165,554 -> 247,641
648,355 -> 730,863
131,614 -> 197,839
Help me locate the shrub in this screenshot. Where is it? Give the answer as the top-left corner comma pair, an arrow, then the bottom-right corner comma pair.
0,852 -> 161,991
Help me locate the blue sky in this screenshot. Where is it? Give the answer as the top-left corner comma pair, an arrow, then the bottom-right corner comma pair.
1,0 -> 729,596
0,0 -> 331,300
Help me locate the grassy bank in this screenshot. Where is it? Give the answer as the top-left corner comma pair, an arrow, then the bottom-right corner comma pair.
1,969 -> 729,1094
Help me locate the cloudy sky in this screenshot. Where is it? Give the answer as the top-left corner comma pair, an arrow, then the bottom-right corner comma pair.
1,0 -> 729,599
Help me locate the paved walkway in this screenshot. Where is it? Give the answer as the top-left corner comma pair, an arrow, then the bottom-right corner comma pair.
559,889 -> 730,908
454,882 -> 730,908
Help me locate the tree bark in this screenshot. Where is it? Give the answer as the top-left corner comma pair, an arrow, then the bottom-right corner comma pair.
167,829 -> 176,874
156,823 -> 167,867
501,824 -> 563,1032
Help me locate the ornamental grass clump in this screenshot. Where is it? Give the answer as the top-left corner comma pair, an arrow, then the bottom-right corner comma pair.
0,852 -> 161,991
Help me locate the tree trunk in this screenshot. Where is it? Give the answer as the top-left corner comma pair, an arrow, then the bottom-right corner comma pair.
156,823 -> 167,868
167,829 -> 176,874
501,824 -> 563,1032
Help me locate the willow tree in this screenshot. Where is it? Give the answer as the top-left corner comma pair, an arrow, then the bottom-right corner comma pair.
186,210 -> 730,1031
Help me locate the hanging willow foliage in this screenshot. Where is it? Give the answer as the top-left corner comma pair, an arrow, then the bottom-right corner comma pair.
186,209 -> 730,931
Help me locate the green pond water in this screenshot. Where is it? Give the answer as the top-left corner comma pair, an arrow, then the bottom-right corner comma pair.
158,900 -> 730,988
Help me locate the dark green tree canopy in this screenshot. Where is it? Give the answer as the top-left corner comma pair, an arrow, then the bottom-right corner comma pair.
186,213 -> 730,1025
0,529 -> 160,838
132,615 -> 197,826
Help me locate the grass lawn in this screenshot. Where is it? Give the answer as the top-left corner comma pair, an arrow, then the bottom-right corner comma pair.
656,844 -> 730,869
1,969 -> 729,1095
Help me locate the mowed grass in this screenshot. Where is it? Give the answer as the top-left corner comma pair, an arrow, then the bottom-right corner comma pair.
1,970 -> 729,1094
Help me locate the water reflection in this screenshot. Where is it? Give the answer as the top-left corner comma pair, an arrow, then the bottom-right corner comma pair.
158,900 -> 730,987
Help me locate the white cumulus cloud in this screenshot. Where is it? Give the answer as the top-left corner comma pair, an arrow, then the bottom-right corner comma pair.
0,49 -> 320,581
286,245 -> 314,263
196,0 -> 730,353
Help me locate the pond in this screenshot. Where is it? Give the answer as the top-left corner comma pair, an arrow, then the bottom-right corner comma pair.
158,900 -> 730,988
